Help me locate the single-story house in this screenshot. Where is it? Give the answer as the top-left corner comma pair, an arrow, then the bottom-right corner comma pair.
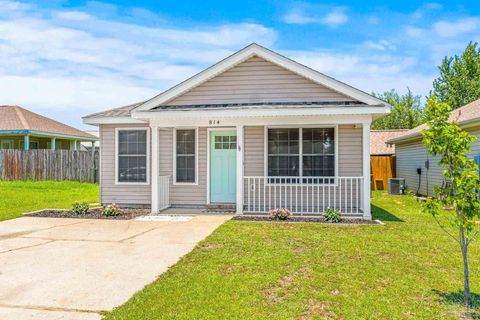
0,105 -> 97,150
369,130 -> 408,190
80,130 -> 100,151
388,99 -> 480,196
83,43 -> 391,219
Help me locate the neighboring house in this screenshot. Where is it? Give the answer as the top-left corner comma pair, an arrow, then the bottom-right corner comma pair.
0,105 -> 97,150
80,130 -> 100,151
83,43 -> 390,219
370,130 -> 408,190
370,130 -> 408,156
388,99 -> 480,196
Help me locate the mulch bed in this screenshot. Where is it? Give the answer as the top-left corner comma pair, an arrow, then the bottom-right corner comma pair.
25,208 -> 150,220
232,215 -> 380,224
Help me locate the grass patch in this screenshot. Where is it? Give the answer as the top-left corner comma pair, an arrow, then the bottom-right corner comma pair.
104,191 -> 479,319
0,181 -> 99,221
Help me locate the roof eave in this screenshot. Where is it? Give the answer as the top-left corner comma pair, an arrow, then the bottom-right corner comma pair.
0,130 -> 97,141
132,105 -> 389,120
387,117 -> 480,145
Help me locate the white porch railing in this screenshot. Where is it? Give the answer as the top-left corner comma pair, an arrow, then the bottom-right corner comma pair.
158,175 -> 171,211
243,176 -> 364,215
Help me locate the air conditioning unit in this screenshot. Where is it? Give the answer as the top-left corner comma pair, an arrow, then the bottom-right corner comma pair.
388,178 -> 405,195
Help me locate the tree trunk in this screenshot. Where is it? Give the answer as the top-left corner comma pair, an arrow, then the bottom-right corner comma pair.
460,226 -> 472,308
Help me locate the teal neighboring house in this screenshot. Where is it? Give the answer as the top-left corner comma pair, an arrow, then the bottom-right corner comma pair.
0,105 -> 97,150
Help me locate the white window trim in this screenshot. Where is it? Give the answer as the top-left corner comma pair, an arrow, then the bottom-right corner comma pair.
173,127 -> 199,186
114,127 -> 150,185
263,125 -> 339,185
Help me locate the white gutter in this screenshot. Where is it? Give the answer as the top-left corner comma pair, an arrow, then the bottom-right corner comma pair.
131,105 -> 389,120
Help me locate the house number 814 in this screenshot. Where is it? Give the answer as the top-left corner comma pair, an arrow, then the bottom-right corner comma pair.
209,120 -> 220,125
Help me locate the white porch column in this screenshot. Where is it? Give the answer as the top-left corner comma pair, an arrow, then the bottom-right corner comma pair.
51,137 -> 56,150
236,125 -> 244,214
362,123 -> 371,219
151,125 -> 159,213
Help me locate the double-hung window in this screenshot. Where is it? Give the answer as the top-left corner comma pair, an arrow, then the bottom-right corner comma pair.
267,127 -> 335,182
117,129 -> 148,183
175,129 -> 196,183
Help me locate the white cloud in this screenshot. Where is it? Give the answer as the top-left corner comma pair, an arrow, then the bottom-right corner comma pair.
434,18 -> 478,37
404,26 -> 426,38
363,40 -> 396,51
322,10 -> 348,27
282,7 -> 348,27
285,49 -> 431,97
411,2 -> 442,20
56,11 -> 93,21
0,2 -> 277,128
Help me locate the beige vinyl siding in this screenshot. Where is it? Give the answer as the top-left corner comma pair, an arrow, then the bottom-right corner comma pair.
166,56 -> 354,105
99,124 -> 151,206
244,126 -> 264,176
396,127 -> 480,196
159,127 -> 207,205
98,124 -> 363,208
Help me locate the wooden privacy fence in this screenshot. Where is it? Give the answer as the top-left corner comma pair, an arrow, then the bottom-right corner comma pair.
0,150 -> 99,183
370,155 -> 396,190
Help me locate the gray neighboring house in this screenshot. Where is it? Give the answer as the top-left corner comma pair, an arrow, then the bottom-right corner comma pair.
83,43 -> 391,218
388,99 -> 480,196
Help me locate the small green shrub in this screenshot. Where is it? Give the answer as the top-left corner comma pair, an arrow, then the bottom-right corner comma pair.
324,207 -> 341,223
72,201 -> 89,215
102,204 -> 121,216
268,208 -> 292,220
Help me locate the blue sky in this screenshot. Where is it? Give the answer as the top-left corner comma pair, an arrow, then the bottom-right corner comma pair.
0,1 -> 478,130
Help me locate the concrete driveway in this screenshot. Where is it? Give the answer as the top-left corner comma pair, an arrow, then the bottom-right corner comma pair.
0,215 -> 230,320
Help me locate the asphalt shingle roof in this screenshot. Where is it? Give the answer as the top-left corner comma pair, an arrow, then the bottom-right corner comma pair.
0,105 -> 97,139
370,130 -> 409,155
83,101 -> 144,118
388,98 -> 480,144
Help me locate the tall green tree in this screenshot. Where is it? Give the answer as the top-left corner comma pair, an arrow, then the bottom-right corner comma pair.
371,89 -> 424,130
421,96 -> 480,309
433,42 -> 480,109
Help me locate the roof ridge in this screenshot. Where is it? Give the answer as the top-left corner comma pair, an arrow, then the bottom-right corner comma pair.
14,106 -> 30,129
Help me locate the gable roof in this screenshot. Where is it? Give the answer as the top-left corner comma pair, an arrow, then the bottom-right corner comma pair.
370,130 -> 409,155
0,105 -> 97,140
388,98 -> 480,144
133,43 -> 388,113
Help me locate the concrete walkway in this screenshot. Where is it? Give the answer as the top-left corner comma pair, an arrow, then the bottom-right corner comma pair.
0,215 -> 230,320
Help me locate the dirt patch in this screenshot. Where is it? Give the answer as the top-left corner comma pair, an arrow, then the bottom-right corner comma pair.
232,215 -> 378,224
25,208 -> 150,220
263,268 -> 311,304
299,299 -> 336,320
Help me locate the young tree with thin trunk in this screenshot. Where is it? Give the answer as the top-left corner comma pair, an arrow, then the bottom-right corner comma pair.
421,96 -> 480,308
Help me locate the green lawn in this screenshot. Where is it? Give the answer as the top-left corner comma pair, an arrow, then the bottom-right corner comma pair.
0,181 -> 99,221
105,192 -> 480,320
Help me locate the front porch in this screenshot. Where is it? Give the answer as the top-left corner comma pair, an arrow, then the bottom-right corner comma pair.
149,116 -> 372,219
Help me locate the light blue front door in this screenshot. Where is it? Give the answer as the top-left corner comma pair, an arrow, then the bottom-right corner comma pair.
210,130 -> 237,203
